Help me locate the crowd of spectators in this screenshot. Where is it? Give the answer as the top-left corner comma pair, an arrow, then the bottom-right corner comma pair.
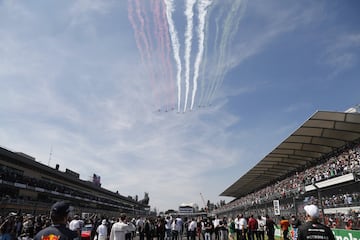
303,143 -> 360,185
0,212 -> 52,240
0,210 -> 118,240
2,141 -> 359,235
212,142 -> 360,231
215,142 -> 360,213
1,206 -> 358,240
0,166 -> 143,214
0,210 -> 187,240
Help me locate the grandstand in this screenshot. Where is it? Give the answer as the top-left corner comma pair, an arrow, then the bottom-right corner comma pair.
0,147 -> 150,217
213,110 -> 360,228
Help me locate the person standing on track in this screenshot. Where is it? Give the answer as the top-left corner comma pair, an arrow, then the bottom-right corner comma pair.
265,215 -> 276,240
33,201 -> 78,240
279,216 -> 290,240
298,205 -> 335,240
109,213 -> 134,240
290,215 -> 301,240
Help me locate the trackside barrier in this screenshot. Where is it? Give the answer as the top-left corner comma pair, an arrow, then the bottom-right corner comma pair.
332,229 -> 360,240
274,226 -> 360,240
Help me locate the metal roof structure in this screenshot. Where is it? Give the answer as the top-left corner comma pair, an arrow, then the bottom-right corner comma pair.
220,111 -> 360,198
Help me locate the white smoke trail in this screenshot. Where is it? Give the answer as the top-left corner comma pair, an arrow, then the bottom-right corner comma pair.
190,0 -> 212,110
164,0 -> 182,112
183,0 -> 197,112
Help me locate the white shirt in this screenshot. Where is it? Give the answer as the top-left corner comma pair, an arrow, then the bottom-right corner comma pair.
188,220 -> 197,231
110,221 -> 132,240
257,218 -> 266,231
165,219 -> 172,230
213,218 -> 220,228
136,218 -> 144,231
239,217 -> 247,230
69,219 -> 81,231
172,221 -> 181,232
128,223 -> 136,232
97,224 -> 108,240
176,218 -> 183,232
234,217 -> 240,230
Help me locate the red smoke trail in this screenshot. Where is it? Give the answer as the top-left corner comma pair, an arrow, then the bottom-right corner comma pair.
128,0 -> 175,110
151,0 -> 175,110
133,0 -> 158,105
140,0 -> 155,74
134,0 -> 151,65
150,0 -> 169,109
128,0 -> 146,65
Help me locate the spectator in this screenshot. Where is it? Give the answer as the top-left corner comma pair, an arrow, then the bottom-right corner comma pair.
0,212 -> 16,240
265,215 -> 276,240
188,218 -> 197,240
279,216 -> 290,240
239,214 -> 247,240
228,218 -> 235,240
165,216 -> 172,240
69,214 -> 81,238
345,219 -> 353,230
33,201 -> 77,240
298,205 -> 335,240
290,215 -> 301,240
247,215 -> 257,240
97,219 -> 108,240
110,213 -> 134,240
256,216 -> 265,240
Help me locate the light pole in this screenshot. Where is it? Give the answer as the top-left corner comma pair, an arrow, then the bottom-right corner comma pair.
312,183 -> 324,223
293,195 -> 297,216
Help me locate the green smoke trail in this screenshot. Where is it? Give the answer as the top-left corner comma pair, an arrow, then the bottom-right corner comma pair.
198,0 -> 223,107
197,10 -> 210,107
204,1 -> 226,106
207,0 -> 247,105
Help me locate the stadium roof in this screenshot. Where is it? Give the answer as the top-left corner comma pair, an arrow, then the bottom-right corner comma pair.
220,110 -> 360,198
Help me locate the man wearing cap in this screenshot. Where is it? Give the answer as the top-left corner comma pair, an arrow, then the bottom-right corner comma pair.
298,204 -> 335,240
34,201 -> 78,240
97,220 -> 108,240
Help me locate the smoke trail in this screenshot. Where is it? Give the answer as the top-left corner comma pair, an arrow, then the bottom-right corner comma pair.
164,0 -> 182,112
207,0 -> 247,104
190,0 -> 212,110
198,0 -> 217,108
156,0 -> 176,109
160,0 -> 176,107
183,0 -> 196,112
204,1 -> 225,106
132,0 -> 159,105
128,0 -> 145,65
151,0 -> 169,106
211,0 -> 247,102
134,0 -> 148,56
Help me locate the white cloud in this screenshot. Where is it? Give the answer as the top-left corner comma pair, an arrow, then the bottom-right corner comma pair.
68,0 -> 114,25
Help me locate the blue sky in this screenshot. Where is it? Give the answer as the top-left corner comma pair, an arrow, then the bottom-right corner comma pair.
0,0 -> 359,213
